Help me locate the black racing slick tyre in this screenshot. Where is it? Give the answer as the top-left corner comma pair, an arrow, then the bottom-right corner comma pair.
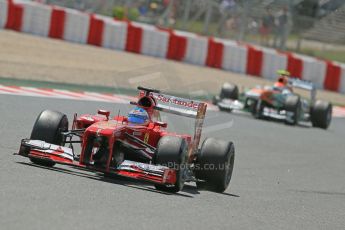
29,110 -> 69,167
311,100 -> 332,129
154,136 -> 188,193
195,138 -> 235,193
284,95 -> 301,126
220,83 -> 239,100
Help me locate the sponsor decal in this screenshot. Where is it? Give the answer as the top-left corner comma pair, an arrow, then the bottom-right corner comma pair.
119,160 -> 165,174
156,94 -> 199,109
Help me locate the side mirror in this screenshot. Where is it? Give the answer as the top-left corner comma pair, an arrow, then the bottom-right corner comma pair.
98,110 -> 110,119
154,121 -> 167,128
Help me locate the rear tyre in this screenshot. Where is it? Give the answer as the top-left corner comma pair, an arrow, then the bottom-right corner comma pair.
220,83 -> 239,100
154,136 -> 188,193
195,138 -> 235,193
311,100 -> 332,129
29,110 -> 69,167
284,95 -> 301,126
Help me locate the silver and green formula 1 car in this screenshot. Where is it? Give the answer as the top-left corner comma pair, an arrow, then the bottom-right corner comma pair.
213,78 -> 332,129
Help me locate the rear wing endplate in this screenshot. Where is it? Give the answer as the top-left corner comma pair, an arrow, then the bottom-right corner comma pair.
288,78 -> 316,103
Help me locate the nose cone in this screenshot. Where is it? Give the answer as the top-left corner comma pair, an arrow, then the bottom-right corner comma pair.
87,120 -> 124,136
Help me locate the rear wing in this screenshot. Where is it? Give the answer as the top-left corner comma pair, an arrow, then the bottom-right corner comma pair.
149,92 -> 206,119
136,88 -> 207,119
288,78 -> 316,103
149,91 -> 207,156
136,87 -> 207,156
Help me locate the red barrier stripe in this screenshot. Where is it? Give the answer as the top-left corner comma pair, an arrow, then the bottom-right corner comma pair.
286,53 -> 303,79
157,27 -> 185,60
166,32 -> 187,61
157,27 -> 180,60
49,7 -> 65,39
125,23 -> 142,53
5,1 -> 23,31
206,38 -> 224,68
324,61 -> 341,92
87,14 -> 104,46
246,46 -> 263,76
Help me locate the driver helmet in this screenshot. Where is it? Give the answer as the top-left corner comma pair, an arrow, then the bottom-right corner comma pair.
128,107 -> 149,125
274,69 -> 290,88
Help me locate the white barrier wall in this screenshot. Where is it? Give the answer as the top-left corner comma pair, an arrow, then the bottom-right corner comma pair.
102,17 -> 127,50
137,23 -> 169,58
221,40 -> 248,74
175,31 -> 208,65
340,64 -> 345,94
21,2 -> 52,37
1,1 -> 345,94
63,8 -> 90,44
0,0 -> 8,28
262,49 -> 287,80
300,55 -> 327,89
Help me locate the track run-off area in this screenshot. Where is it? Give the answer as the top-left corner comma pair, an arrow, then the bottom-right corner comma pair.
1,93 -> 345,230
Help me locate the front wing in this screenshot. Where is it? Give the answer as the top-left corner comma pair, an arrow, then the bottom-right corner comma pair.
16,139 -> 176,185
216,99 -> 306,122
217,99 -> 244,111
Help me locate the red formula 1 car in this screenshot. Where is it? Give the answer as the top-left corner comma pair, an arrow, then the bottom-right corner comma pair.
16,87 -> 235,193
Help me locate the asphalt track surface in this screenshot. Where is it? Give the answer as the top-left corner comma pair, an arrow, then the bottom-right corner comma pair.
1,94 -> 345,230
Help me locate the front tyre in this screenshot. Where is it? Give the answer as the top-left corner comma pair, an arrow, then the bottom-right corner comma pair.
284,95 -> 301,126
154,136 -> 188,193
311,100 -> 332,129
30,110 -> 69,167
195,138 -> 235,193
